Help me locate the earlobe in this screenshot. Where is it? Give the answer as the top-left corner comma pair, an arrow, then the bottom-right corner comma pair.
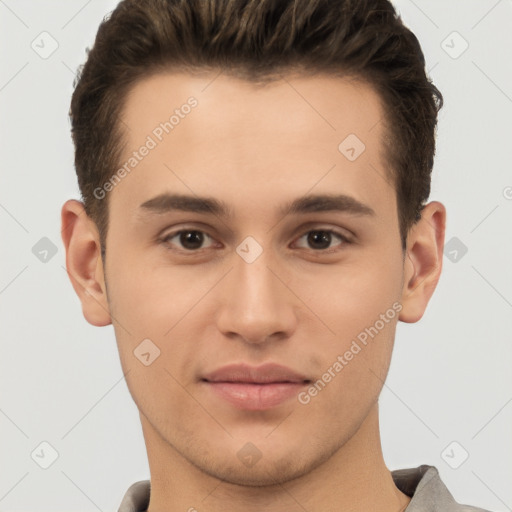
60,199 -> 112,327
399,201 -> 446,324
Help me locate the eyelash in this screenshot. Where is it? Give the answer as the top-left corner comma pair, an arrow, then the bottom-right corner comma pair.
159,227 -> 352,255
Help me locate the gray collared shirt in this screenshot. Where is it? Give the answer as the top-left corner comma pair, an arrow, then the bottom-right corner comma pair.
118,465 -> 492,511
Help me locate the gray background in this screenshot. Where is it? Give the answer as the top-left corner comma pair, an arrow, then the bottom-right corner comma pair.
1,0 -> 511,510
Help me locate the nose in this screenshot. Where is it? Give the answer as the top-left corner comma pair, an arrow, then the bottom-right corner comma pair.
215,245 -> 298,346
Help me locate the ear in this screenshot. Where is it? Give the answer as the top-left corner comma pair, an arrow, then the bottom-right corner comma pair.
399,201 -> 446,323
60,199 -> 112,327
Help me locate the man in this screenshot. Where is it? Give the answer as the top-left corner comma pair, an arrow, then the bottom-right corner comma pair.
60,0 -> 492,510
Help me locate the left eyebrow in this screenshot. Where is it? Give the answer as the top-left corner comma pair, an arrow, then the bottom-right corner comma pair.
137,192 -> 376,219
279,193 -> 376,218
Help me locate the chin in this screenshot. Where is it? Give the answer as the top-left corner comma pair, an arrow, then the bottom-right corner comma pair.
195,450 -> 315,488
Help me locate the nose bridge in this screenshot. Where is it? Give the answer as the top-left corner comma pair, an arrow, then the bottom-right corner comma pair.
236,246 -> 280,304
216,238 -> 296,344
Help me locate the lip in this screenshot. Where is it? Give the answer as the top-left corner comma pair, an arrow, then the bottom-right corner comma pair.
201,363 -> 311,410
202,363 -> 310,384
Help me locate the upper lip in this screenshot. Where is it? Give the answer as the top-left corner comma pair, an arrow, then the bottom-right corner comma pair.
202,363 -> 311,384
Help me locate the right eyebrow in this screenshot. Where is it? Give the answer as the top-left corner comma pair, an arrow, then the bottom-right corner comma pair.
138,193 -> 232,218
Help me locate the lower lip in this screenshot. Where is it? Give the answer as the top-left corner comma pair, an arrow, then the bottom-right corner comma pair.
203,381 -> 308,410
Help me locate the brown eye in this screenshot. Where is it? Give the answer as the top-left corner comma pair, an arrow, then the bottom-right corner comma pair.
162,230 -> 214,251
294,229 -> 350,252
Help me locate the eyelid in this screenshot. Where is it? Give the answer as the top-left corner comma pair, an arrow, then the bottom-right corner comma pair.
291,228 -> 352,252
159,223 -> 354,254
159,227 -> 217,252
292,222 -> 355,242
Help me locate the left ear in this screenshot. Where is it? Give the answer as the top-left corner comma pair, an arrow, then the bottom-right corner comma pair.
399,201 -> 446,323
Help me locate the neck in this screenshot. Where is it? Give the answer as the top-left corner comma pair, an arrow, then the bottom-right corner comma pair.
142,403 -> 410,512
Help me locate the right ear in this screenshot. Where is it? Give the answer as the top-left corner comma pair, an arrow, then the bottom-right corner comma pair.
60,199 -> 112,327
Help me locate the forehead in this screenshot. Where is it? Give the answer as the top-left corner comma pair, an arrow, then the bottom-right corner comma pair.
121,70 -> 385,143
111,70 -> 394,224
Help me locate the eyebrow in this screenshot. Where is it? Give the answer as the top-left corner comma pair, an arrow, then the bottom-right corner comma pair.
138,192 -> 376,219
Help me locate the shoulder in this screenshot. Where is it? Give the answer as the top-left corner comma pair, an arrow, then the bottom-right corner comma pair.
118,480 -> 150,512
392,465 -> 494,512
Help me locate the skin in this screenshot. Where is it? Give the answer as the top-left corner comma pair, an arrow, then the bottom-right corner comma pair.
61,71 -> 446,512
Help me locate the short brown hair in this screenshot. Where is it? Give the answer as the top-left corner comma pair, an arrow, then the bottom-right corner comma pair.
69,0 -> 443,256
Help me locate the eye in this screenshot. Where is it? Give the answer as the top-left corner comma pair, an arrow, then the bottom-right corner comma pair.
159,227 -> 352,254
160,229 -> 216,251
293,229 -> 351,252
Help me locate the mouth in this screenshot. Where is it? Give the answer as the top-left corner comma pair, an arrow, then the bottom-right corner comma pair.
200,363 -> 312,410
201,380 -> 310,410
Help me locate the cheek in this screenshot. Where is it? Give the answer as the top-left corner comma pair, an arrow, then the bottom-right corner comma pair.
297,300 -> 398,428
292,249 -> 402,393
106,246 -> 210,335
105,253 -> 217,389
291,251 -> 403,340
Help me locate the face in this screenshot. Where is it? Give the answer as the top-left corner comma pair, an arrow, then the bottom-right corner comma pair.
79,71 -> 415,485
